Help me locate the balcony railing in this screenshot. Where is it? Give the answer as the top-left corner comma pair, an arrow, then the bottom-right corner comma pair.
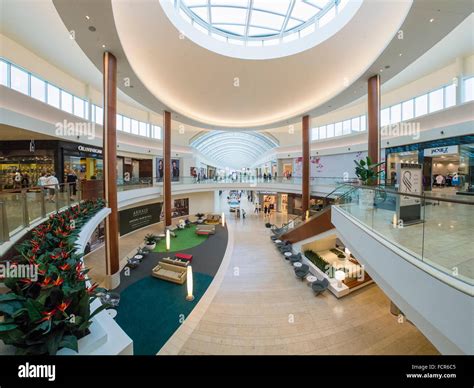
334,184 -> 474,286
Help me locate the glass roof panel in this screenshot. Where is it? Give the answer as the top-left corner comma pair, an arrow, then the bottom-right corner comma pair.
179,0 -> 340,44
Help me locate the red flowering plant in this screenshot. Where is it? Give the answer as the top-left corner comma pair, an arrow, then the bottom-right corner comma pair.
0,199 -> 107,355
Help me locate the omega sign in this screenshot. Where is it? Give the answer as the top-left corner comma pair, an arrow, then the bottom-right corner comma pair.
78,145 -> 103,155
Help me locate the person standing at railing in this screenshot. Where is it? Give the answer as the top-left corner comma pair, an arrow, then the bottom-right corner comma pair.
20,172 -> 30,189
45,172 -> 59,203
66,169 -> 78,200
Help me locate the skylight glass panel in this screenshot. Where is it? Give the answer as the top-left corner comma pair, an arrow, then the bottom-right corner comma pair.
61,90 -> 73,114
180,0 -> 338,43
211,7 -> 247,25
215,24 -> 246,35
444,84 -> 456,108
290,2 -> 319,20
183,0 -> 206,6
47,84 -> 60,108
429,88 -> 443,113
319,6 -> 336,27
402,100 -> 414,121
0,60 -> 8,86
73,96 -> 85,118
252,0 -> 290,15
191,6 -> 209,22
10,65 -> 28,95
326,123 -> 334,137
334,122 -> 342,136
248,26 -> 279,37
250,10 -> 285,31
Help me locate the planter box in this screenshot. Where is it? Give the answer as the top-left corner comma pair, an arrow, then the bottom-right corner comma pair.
57,317 -> 107,355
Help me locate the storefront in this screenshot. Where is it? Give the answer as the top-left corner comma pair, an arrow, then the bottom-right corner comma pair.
117,156 -> 152,184
0,140 -> 103,189
385,135 -> 473,193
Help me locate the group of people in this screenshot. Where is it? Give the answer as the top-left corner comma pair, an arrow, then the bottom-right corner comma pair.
13,171 -> 30,189
36,170 -> 78,202
254,203 -> 273,217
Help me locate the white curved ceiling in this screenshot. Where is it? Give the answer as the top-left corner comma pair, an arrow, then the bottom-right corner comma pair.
191,131 -> 278,168
111,0 -> 412,128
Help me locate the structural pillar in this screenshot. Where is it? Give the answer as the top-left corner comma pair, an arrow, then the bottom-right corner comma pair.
102,51 -> 120,289
163,111 -> 172,227
367,74 -> 381,167
302,115 -> 310,220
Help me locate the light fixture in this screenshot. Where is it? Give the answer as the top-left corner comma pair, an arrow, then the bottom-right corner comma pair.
221,212 -> 225,227
399,53 -> 403,57
102,44 -> 106,48
335,270 -> 346,288
429,18 -> 434,23
166,229 -> 170,251
344,247 -> 351,257
85,15 -> 90,20
186,266 -> 194,301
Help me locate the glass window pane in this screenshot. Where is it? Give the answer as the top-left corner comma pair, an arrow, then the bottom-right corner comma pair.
10,65 -> 29,94
123,116 -> 131,132
464,77 -> 474,102
47,84 -> 60,108
360,115 -> 366,131
381,108 -> 390,127
116,114 -> 123,131
402,100 -> 414,121
61,90 -> 73,113
131,119 -> 139,134
0,60 -> 9,86
73,96 -> 85,118
343,120 -> 351,135
415,94 -> 428,117
155,126 -> 162,139
30,75 -> 46,102
139,121 -> 147,136
334,122 -> 342,136
444,84 -> 456,108
429,88 -> 443,113
95,106 -> 103,125
311,127 -> 318,140
390,103 -> 401,124
319,126 -> 326,139
351,117 -> 359,132
326,123 -> 334,137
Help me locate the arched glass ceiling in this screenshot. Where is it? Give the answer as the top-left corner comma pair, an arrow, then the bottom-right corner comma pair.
191,131 -> 279,169
178,0 -> 343,44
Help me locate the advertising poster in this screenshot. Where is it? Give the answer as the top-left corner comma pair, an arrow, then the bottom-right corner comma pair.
396,163 -> 423,224
119,202 -> 162,236
156,158 -> 180,181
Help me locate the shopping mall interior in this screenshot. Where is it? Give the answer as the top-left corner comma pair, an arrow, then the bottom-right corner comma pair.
0,0 -> 473,377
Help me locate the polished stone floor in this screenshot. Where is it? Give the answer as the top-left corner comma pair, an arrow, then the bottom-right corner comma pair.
174,195 -> 438,355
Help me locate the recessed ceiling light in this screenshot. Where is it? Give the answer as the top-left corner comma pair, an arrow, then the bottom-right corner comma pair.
102,44 -> 106,48
380,69 -> 383,72
85,15 -> 90,20
399,53 -> 403,56
429,18 -> 434,22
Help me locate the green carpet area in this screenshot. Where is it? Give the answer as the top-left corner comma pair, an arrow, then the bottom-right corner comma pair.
153,224 -> 209,253
116,273 -> 213,355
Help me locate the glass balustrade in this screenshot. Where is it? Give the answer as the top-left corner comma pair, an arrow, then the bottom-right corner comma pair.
335,185 -> 474,285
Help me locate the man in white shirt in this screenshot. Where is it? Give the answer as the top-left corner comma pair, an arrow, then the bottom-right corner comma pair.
46,173 -> 59,202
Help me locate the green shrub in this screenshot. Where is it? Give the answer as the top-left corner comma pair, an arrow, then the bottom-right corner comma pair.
304,250 -> 335,278
0,199 -> 106,355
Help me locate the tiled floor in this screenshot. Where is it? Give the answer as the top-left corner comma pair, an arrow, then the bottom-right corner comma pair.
176,195 -> 438,355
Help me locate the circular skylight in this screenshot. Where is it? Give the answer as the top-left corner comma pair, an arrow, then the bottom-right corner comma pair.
178,0 -> 346,46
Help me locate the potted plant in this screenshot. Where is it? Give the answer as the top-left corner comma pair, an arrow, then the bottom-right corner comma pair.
354,157 -> 384,209
144,234 -> 159,250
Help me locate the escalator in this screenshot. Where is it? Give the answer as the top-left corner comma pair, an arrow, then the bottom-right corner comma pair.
280,184 -> 357,243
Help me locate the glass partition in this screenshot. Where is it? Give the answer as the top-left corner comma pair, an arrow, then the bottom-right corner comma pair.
336,185 -> 474,285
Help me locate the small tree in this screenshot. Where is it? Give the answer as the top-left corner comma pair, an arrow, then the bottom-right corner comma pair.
354,157 -> 384,185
